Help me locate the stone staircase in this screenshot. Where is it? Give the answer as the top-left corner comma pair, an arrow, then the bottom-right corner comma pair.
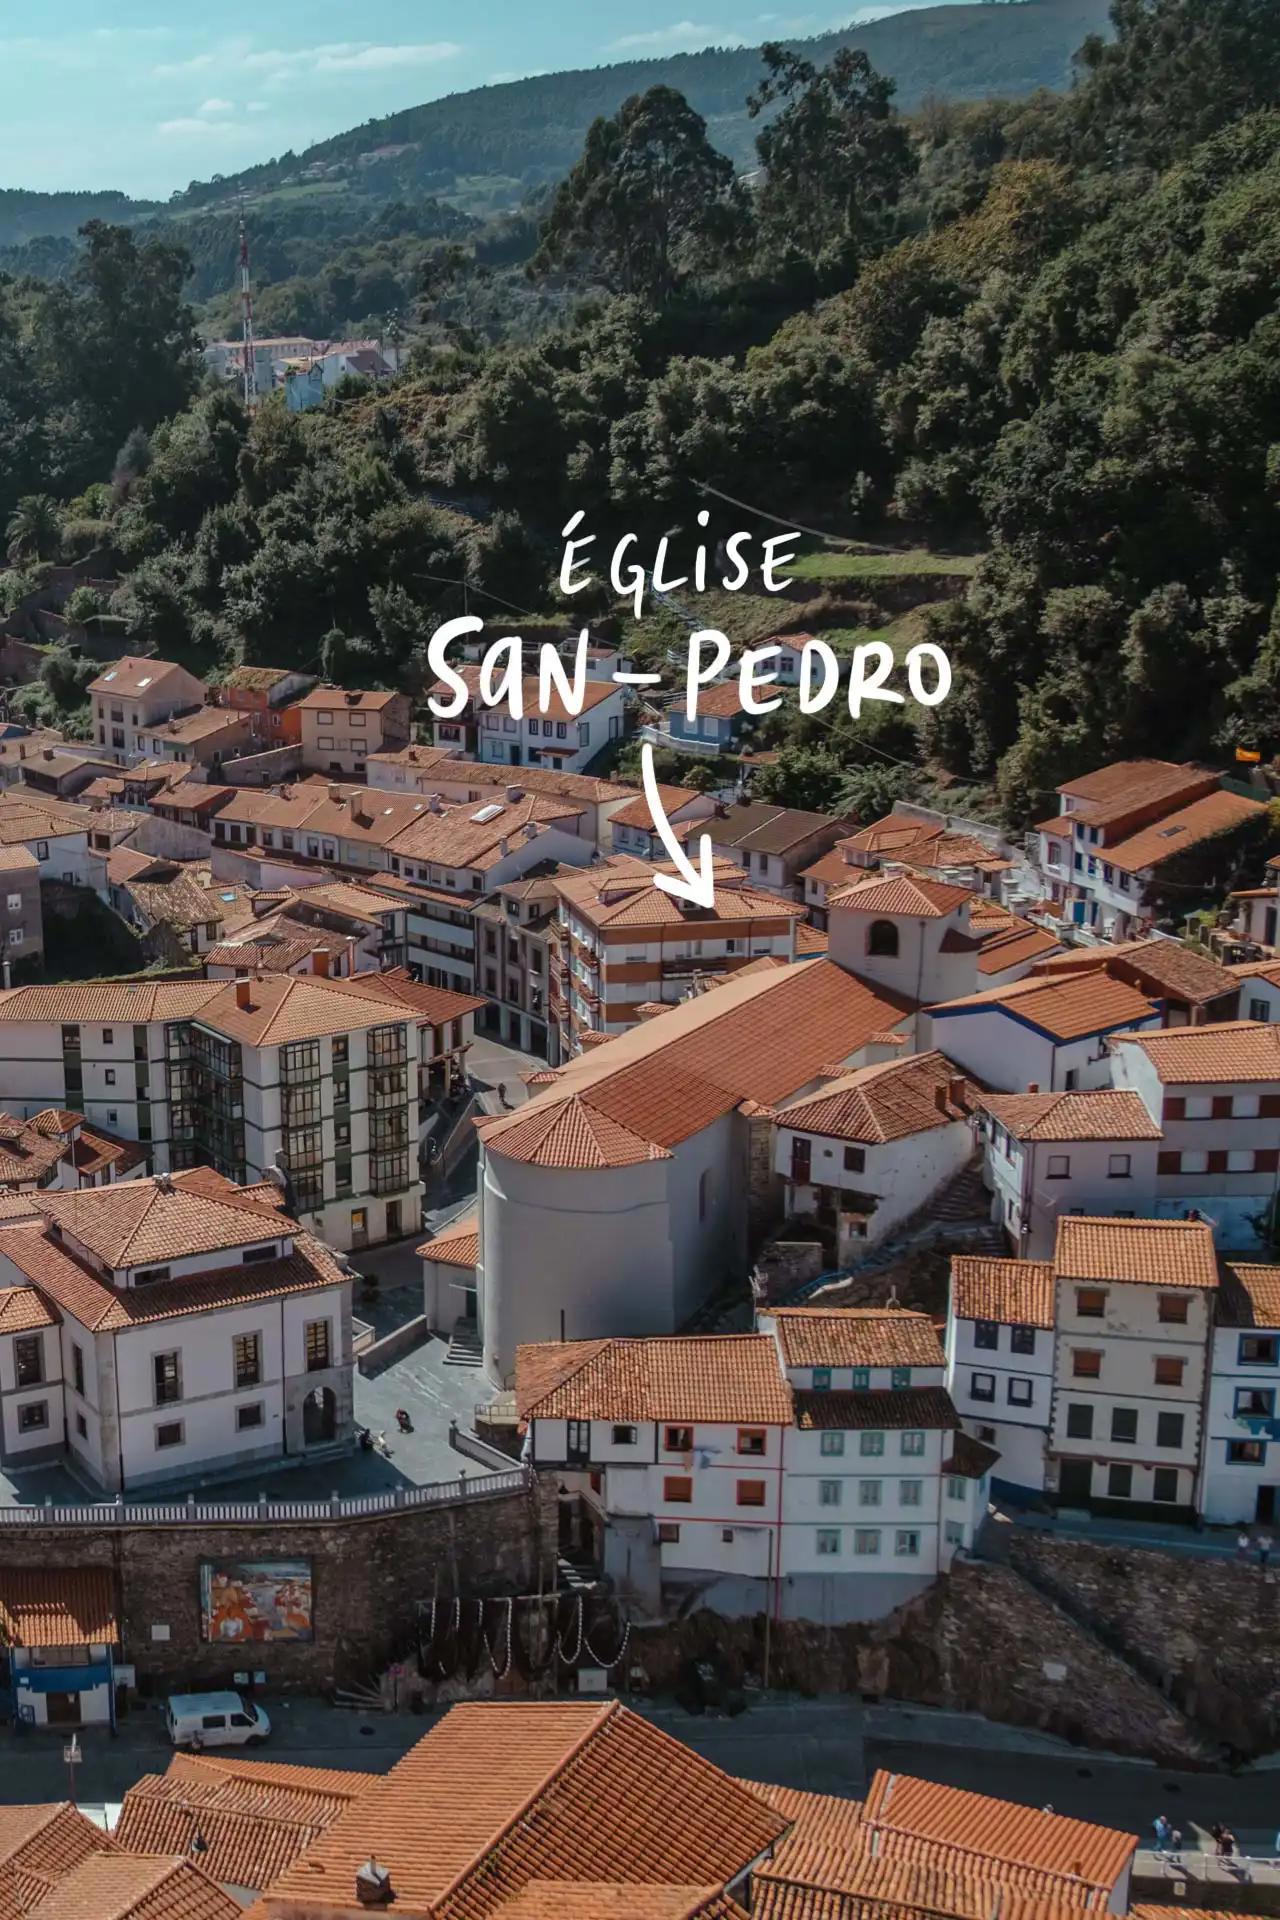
445,1317 -> 483,1368
780,1161 -> 1004,1306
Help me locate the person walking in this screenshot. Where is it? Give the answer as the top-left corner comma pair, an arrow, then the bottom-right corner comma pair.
1152,1815 -> 1171,1854
1238,1532 -> 1252,1561
1259,1533 -> 1272,1572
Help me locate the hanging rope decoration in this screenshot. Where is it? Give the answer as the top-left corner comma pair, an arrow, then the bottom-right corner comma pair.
583,1606 -> 631,1670
556,1595 -> 584,1664
481,1597 -> 514,1680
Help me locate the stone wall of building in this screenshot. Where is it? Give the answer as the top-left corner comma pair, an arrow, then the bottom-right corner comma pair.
1007,1529 -> 1280,1756
0,1477 -> 555,1694
629,1556 -> 1208,1766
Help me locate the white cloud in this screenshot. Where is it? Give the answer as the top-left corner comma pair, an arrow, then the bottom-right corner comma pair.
153,51 -> 219,77
198,97 -> 235,115
609,20 -> 727,50
156,116 -> 245,138
240,39 -> 462,79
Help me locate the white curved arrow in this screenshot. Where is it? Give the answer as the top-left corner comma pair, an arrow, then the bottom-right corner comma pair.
641,741 -> 716,910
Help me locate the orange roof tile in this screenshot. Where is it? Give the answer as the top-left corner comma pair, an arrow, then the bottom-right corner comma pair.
739,1783 -> 863,1887
88,657 -> 200,699
477,1095 -> 672,1169
861,1770 -> 1135,1897
826,873 -> 971,918
1101,789 -> 1265,874
517,1335 -> 793,1425
945,1431 -> 1002,1478
493,1886 -> 745,1918
0,981 -> 222,1026
975,920 -> 1063,976
194,968 -> 425,1047
418,1213 -> 479,1269
838,814 -> 945,859
115,1756 -> 369,1895
929,973 -> 1157,1042
768,1308 -> 944,1370
775,1052 -> 971,1144
1056,761 -> 1215,828
295,686 -> 401,712
1054,1216 -> 1219,1290
479,959 -> 913,1168
1218,1263 -> 1280,1329
25,1853 -> 238,1920
1033,939 -> 1236,1005
262,1701 -> 787,1917
1109,1020 -> 1280,1083
0,1286 -> 58,1332
978,1091 -> 1161,1142
792,1387 -> 958,1432
554,857 -> 804,933
950,1257 -> 1055,1329
39,1175 -> 287,1270
609,787 -> 706,833
0,1569 -> 117,1648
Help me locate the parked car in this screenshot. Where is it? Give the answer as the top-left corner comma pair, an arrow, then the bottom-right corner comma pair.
165,1690 -> 270,1749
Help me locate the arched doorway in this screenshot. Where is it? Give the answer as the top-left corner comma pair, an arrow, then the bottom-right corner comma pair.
303,1385 -> 336,1446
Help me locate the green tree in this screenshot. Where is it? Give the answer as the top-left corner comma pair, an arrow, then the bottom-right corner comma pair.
5,493 -> 61,564
535,86 -> 746,304
748,43 -> 915,268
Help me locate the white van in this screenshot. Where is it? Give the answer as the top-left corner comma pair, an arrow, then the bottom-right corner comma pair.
165,1690 -> 270,1750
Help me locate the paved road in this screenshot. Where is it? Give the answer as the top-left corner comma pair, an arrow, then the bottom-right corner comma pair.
7,1692 -> 1280,1846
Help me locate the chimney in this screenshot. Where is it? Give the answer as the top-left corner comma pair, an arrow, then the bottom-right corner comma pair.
934,1085 -> 949,1116
328,785 -> 343,803
505,784 -> 525,804
1026,1082 -> 1039,1094
355,1859 -> 394,1909
314,949 -> 331,978
41,747 -> 53,761
154,1171 -> 174,1194
948,1075 -> 966,1109
235,976 -> 252,1010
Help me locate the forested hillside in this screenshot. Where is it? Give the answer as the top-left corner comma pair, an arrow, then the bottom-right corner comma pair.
1,0 -> 1278,832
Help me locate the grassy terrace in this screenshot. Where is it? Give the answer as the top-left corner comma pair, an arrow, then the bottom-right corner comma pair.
789,544 -> 983,583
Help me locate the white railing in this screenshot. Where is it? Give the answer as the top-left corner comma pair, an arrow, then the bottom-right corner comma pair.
0,1465 -> 532,1528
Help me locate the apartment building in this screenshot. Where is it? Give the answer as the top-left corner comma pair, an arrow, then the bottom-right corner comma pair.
0,970 -> 479,1251
0,1107 -> 146,1192
928,970 -> 1159,1092
476,677 -> 629,774
976,1089 -> 1163,1257
0,791 -> 104,888
1109,1021 -> 1280,1248
693,800 -> 857,898
141,704 -> 256,770
474,956 -> 916,1382
294,687 -> 411,776
946,1254 -> 1055,1495
474,865 -> 559,1054
205,879 -> 408,981
0,1169 -> 352,1489
211,665 -> 316,745
609,784 -> 716,859
518,1308 -> 984,1623
89,656 -> 207,765
1202,1259 -> 1280,1525
1048,1215 -> 1218,1518
368,746 -> 635,851
772,1051 -> 975,1258
1234,955 -> 1280,1022
0,845 -> 42,969
1033,758 -> 1265,935
551,856 -> 805,1050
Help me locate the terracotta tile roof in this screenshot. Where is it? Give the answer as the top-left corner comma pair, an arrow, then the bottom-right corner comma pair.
1054,1215 -> 1219,1290
768,1308 -> 944,1370
0,1222 -> 344,1333
826,873 -> 971,918
0,1286 -> 58,1332
702,803 -> 853,859
798,845 -> 859,889
740,1783 -> 863,1888
609,788 -> 705,833
0,981 -> 222,1025
0,845 -> 38,873
977,1091 -> 1161,1143
0,794 -> 100,847
38,1174 -> 288,1269
152,708 -> 246,746
975,919 -> 1063,977
950,1257 -> 1055,1329
88,657 -> 200,700
0,1569 -> 117,1647
493,1886 -> 746,1918
795,924 -> 829,955
115,1756 -> 369,1894
0,1804 -> 117,1920
371,746 -> 633,807
477,1095 -> 673,1169
1101,789 -> 1265,875
1217,1263 -> 1280,1329
25,1853 -> 238,1920
553,857 -> 804,933
262,1701 -> 788,1917
774,1052 -> 972,1144
517,1335 -> 793,1425
295,686 -> 400,712
861,1770 -> 1135,1897
151,779 -> 234,816
832,813 -> 939,860
480,959 -> 913,1168
792,1387 -> 958,1431
418,1213 -> 479,1269
1056,761 -> 1216,828
929,973 -> 1157,1042
1035,814 -> 1076,837
944,1431 -> 1002,1478
1109,1020 -> 1280,1083
195,968 -> 430,1047
389,793 -> 586,870
1033,939 -> 1236,1006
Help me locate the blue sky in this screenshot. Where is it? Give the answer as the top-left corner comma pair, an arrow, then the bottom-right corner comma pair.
0,0 -> 959,199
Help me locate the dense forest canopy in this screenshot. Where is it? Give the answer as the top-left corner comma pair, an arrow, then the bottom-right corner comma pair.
1,0 -> 1279,835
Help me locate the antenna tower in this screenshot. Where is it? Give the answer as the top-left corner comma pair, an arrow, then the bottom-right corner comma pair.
238,195 -> 258,408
